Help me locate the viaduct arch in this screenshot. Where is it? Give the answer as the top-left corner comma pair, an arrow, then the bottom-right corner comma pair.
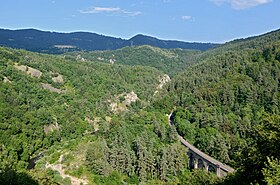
168,113 -> 235,177
179,135 -> 235,177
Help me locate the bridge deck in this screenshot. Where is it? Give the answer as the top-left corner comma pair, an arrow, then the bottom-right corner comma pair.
168,113 -> 234,173
178,136 -> 235,173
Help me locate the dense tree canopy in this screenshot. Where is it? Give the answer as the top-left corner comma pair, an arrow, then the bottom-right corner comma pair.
1,29 -> 280,184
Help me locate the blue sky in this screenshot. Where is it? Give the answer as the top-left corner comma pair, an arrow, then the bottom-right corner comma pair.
0,0 -> 279,43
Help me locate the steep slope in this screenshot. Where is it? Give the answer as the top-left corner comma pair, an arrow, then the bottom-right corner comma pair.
199,28 -> 280,59
67,45 -> 200,77
0,28 -> 218,54
0,46 -> 209,184
152,29 -> 280,184
0,46 -> 165,168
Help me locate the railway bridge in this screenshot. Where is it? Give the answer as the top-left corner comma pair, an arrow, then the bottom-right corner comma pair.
168,113 -> 235,177
179,136 -> 234,177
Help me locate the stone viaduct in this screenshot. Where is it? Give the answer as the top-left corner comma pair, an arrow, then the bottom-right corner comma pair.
179,136 -> 234,177
168,113 -> 235,177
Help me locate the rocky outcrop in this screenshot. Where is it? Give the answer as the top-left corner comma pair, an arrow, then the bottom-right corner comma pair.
42,83 -> 66,94
3,76 -> 11,83
85,117 -> 99,132
157,74 -> 171,89
154,74 -> 171,96
76,54 -> 86,62
97,57 -> 105,61
14,63 -> 42,78
51,74 -> 64,83
124,91 -> 138,105
109,91 -> 139,113
44,120 -> 59,134
109,58 -> 116,64
109,102 -> 127,113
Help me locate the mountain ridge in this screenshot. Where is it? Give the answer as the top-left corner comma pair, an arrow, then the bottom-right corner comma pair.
0,28 -> 219,54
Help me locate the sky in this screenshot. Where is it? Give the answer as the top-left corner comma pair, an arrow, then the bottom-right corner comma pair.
0,0 -> 279,43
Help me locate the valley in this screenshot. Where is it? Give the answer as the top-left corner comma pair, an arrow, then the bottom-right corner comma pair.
0,28 -> 280,185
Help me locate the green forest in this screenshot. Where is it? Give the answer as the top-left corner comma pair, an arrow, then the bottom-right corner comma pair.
0,29 -> 280,185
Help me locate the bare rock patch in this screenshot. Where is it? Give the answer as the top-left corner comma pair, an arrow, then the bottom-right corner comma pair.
3,76 -> 11,83
14,63 -> 42,78
42,83 -> 66,94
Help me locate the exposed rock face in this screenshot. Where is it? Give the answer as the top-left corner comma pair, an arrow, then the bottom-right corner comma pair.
76,54 -> 85,62
109,102 -> 119,112
42,83 -> 66,94
85,117 -> 99,132
14,63 -> 42,78
3,76 -> 11,83
109,91 -> 139,113
52,74 -> 64,83
44,121 -> 59,134
157,74 -> 171,89
105,116 -> 112,123
124,91 -> 139,105
109,58 -> 116,64
154,74 -> 171,96
97,57 -> 104,61
109,102 -> 127,113
85,117 -> 94,125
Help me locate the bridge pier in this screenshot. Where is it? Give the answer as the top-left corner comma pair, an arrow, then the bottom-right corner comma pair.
187,149 -> 232,178
168,114 -> 234,177
194,158 -> 198,169
216,165 -> 221,177
203,161 -> 209,171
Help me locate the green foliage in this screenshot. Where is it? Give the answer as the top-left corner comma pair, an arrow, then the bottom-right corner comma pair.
2,29 -> 280,184
86,140 -> 112,176
262,157 -> 280,185
92,171 -> 124,185
180,169 -> 220,185
86,123 -> 189,182
0,46 -> 163,181
67,45 -> 200,76
0,29 -> 216,54
0,168 -> 38,185
151,32 -> 280,184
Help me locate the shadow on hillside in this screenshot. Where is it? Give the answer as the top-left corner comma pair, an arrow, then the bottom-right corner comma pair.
0,168 -> 38,185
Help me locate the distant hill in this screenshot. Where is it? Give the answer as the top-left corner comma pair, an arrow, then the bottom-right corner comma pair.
0,28 -> 218,54
128,34 -> 217,51
67,45 -> 201,77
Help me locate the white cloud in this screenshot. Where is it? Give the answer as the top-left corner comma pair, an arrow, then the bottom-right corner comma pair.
181,15 -> 192,21
79,6 -> 141,17
80,7 -> 120,14
211,0 -> 272,10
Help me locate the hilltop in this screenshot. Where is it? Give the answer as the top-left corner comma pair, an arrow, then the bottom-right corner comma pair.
67,45 -> 200,77
0,28 -> 218,54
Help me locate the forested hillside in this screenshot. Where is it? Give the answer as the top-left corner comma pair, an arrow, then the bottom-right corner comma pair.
0,46 -> 218,184
67,45 -> 200,77
0,29 -> 280,185
152,30 -> 280,184
0,29 -> 218,54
